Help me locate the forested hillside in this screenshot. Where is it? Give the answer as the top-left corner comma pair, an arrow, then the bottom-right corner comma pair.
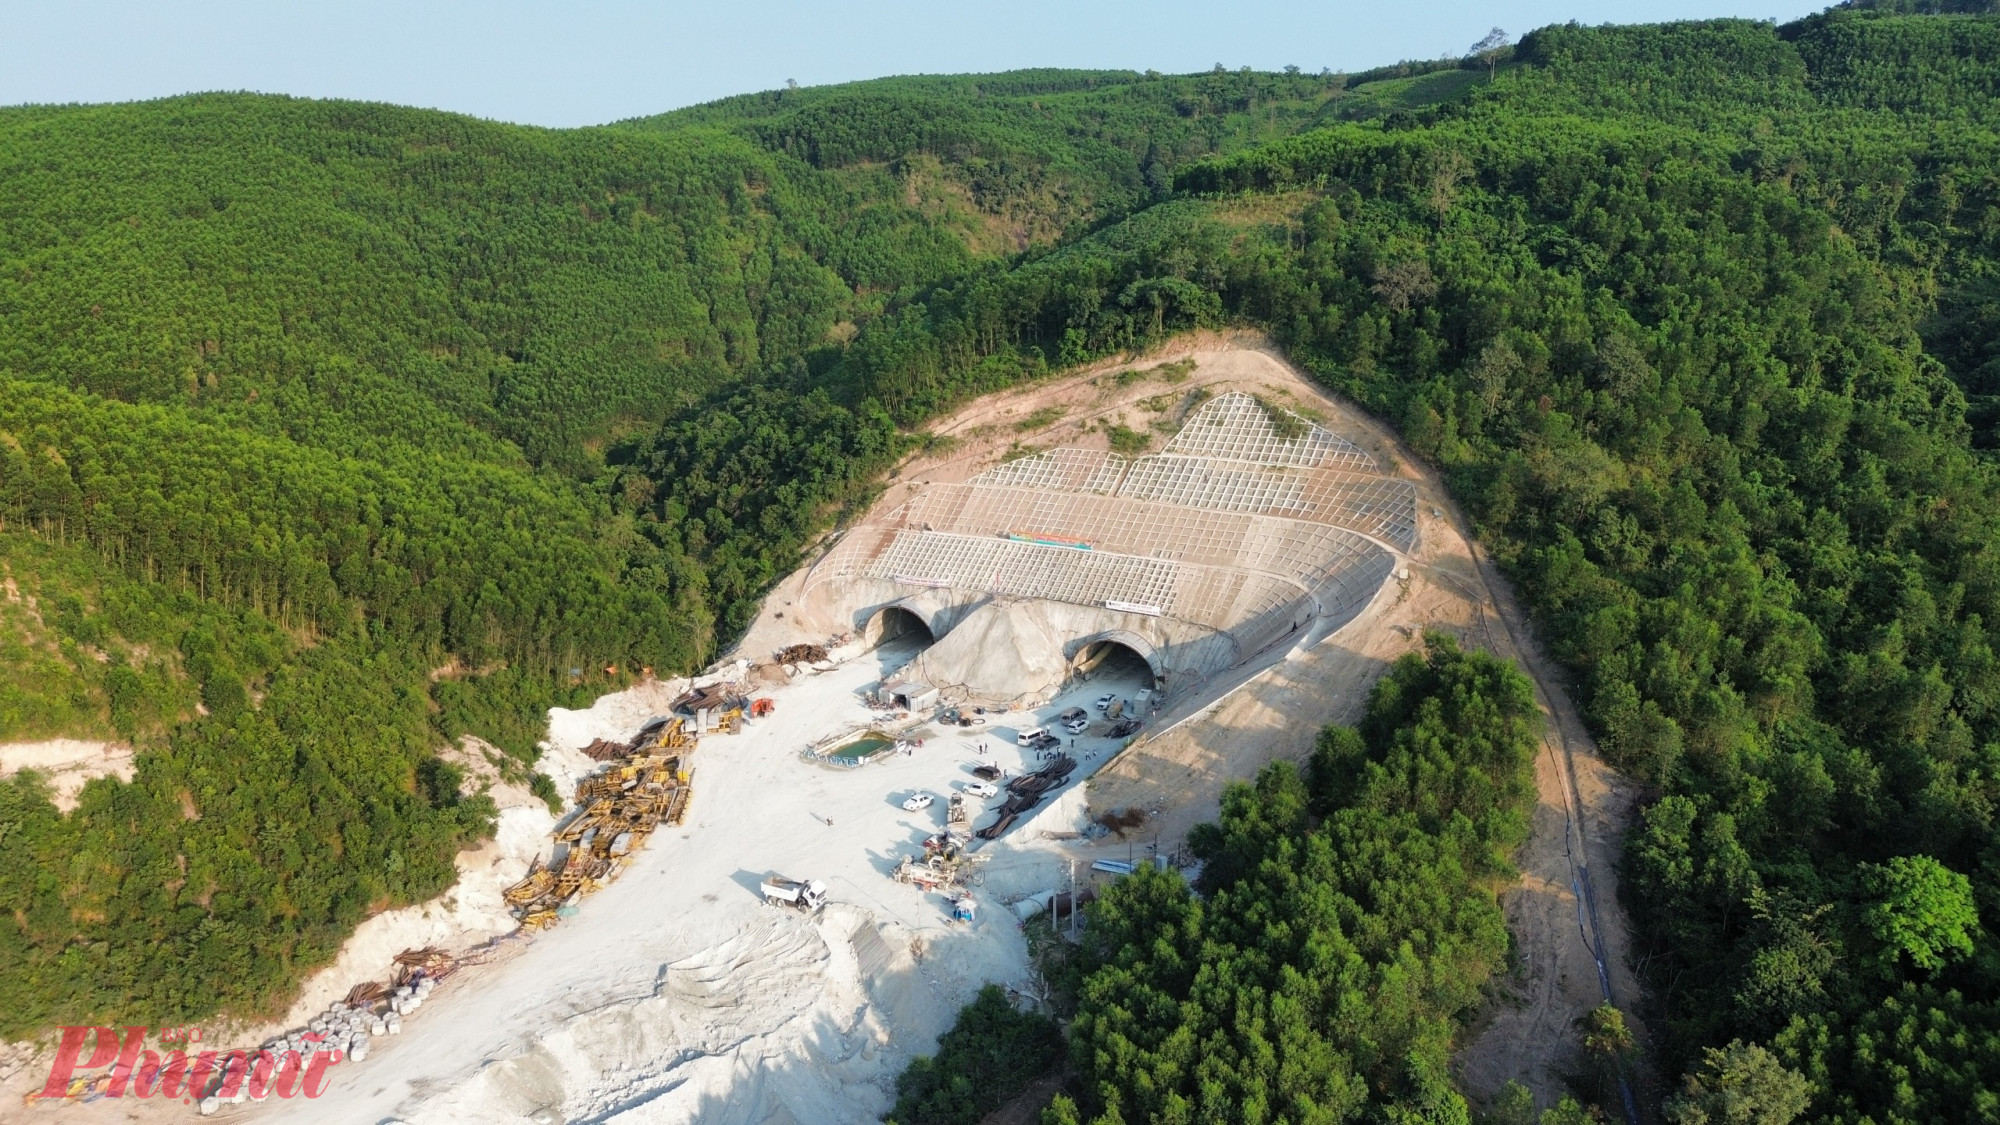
622,67 -> 1428,248
1153,14 -> 2000,1122
0,72 -> 1358,1035
10,6 -> 2000,1123
1055,636 -> 1540,1124
836,10 -> 2000,1123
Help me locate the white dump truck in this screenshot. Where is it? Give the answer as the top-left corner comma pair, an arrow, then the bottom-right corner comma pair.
761,876 -> 828,911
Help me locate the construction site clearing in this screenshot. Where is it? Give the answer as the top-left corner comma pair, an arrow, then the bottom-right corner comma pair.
466,371 -> 1413,950
62,344 -> 1575,1125
24,623 -> 1172,1119
515,638 -> 1145,943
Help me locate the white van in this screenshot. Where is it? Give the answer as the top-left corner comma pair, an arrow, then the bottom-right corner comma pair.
1015,726 -> 1047,746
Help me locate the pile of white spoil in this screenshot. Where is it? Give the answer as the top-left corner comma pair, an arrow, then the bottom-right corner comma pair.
400,903 -> 1020,1125
907,599 -> 1074,704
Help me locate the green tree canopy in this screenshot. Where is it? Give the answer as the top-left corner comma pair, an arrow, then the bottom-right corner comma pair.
1049,636 -> 1539,1123
1664,1041 -> 1813,1125
1860,855 -> 1979,973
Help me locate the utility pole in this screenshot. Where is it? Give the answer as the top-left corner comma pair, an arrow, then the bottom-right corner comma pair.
1068,860 -> 1076,939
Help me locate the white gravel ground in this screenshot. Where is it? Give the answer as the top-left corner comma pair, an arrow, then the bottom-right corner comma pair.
240,640 -> 1148,1125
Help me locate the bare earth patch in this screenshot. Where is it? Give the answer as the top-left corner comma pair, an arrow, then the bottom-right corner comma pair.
0,739 -> 135,812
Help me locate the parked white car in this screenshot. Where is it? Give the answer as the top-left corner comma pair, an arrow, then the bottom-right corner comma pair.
1094,693 -> 1117,711
901,793 -> 935,812
1064,717 -> 1089,735
963,781 -> 999,798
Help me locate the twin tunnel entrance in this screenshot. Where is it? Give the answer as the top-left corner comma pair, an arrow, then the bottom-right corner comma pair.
863,604 -> 1157,695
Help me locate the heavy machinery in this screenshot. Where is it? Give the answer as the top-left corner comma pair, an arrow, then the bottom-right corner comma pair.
894,833 -> 987,892
761,876 -> 827,911
501,721 -> 698,933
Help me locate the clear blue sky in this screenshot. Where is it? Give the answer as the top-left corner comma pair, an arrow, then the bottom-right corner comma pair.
6,0 -> 1828,128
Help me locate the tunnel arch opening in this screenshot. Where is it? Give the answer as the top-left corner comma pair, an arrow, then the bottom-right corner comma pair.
1071,637 -> 1158,693
866,605 -> 935,649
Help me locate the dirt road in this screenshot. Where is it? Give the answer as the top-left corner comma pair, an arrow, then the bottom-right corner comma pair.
1057,338 -> 1647,1116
